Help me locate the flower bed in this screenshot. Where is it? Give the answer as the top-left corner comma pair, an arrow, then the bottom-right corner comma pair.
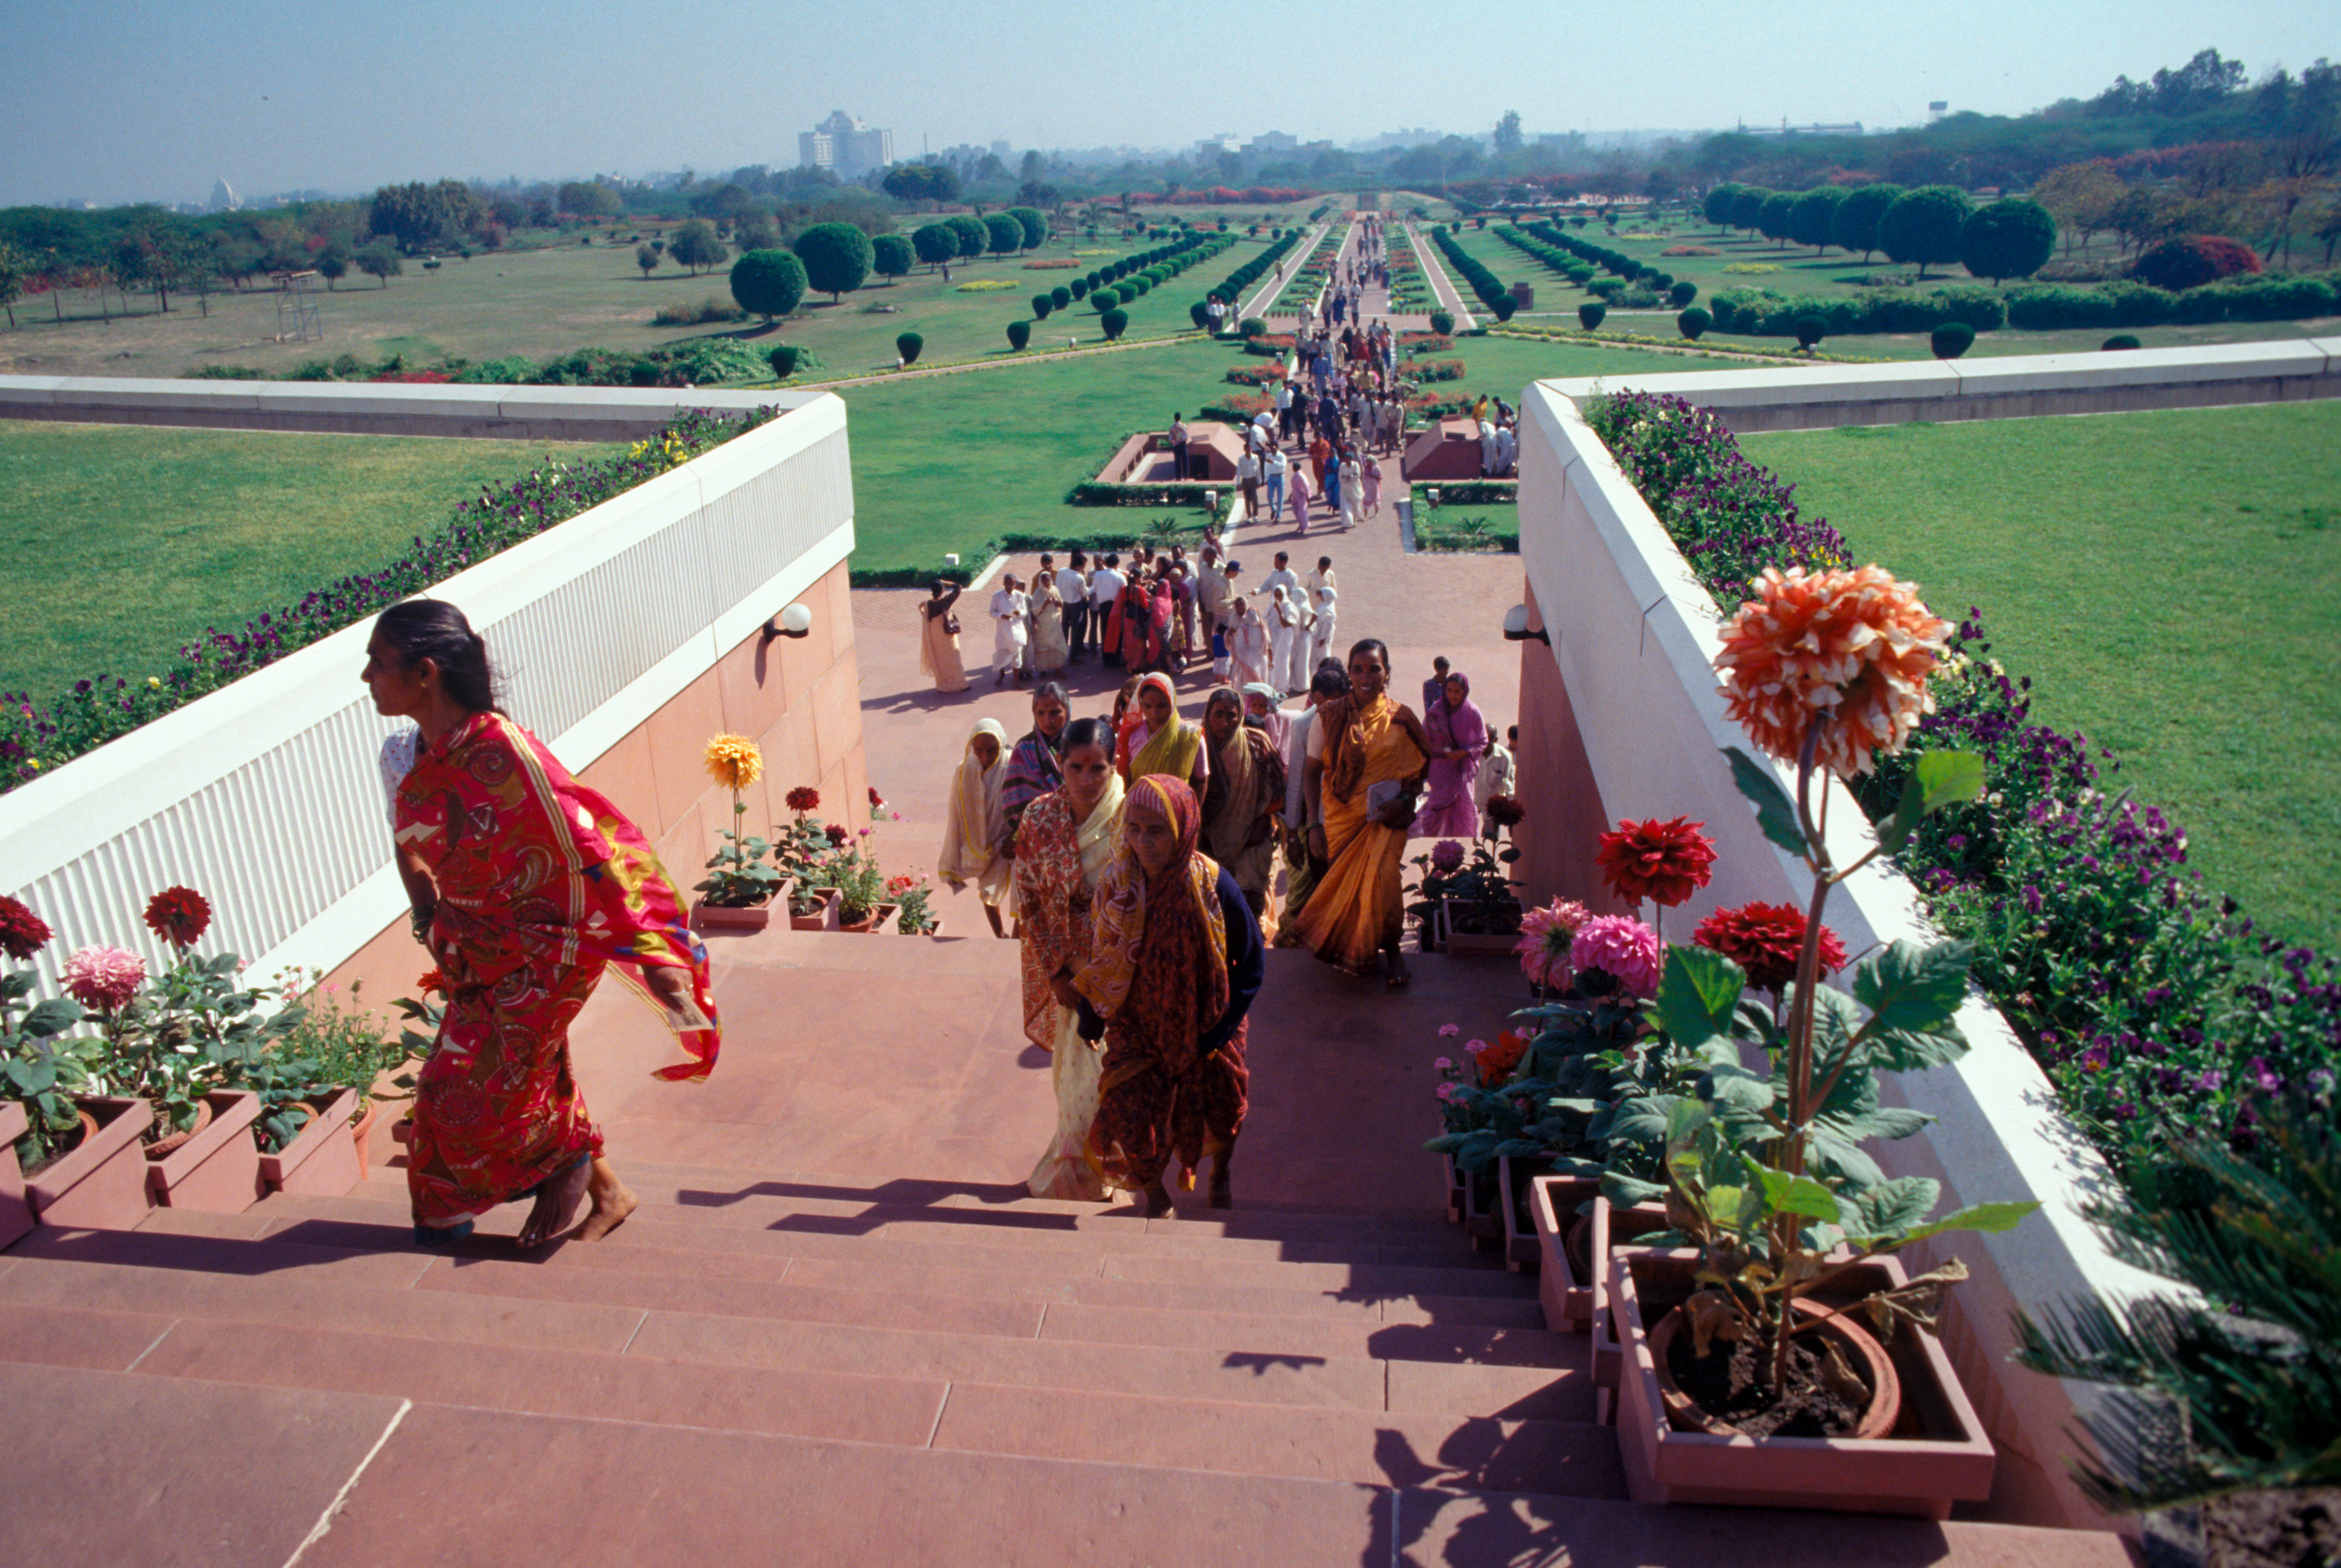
1,408 -> 777,792
1583,390 -> 2340,1179
1022,260 -> 1079,269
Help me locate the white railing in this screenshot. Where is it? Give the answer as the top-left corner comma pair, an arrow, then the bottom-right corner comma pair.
1,391 -> 853,993
1514,379 -> 2163,1530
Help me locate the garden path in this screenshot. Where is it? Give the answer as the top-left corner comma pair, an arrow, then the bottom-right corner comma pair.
1406,220 -> 1478,331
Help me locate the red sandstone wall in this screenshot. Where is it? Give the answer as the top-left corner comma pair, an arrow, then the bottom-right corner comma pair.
320,557 -> 864,1011
1508,578 -> 1632,920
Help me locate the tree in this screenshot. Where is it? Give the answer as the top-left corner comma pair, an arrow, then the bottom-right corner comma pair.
1007,320 -> 1032,350
983,213 -> 1022,256
1704,183 -> 1745,229
1728,186 -> 1771,234
944,213 -> 987,258
1959,198 -> 2057,283
911,224 -> 955,270
1031,292 -> 1054,320
1099,307 -> 1129,340
355,241 -> 402,287
870,233 -> 913,280
1831,183 -> 1904,262
1006,207 -> 1048,249
793,222 -> 873,302
1493,110 -> 1523,157
559,181 -> 622,219
369,179 -> 482,250
634,241 -> 659,279
1756,192 -> 1798,248
1020,149 -> 1045,181
668,220 -> 726,275
729,249 -> 806,322
1788,187 -> 1846,254
316,242 -> 350,290
733,213 -> 778,252
0,239 -> 27,327
1878,185 -> 1975,279
2031,162 -> 2128,255
896,331 -> 922,365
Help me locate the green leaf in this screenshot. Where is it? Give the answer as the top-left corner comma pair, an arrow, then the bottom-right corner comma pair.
1848,1176 -> 1942,1242
3,1057 -> 56,1096
1725,747 -> 1808,855
1754,1164 -> 1842,1222
1700,1063 -> 1775,1115
1901,1200 -> 2040,1245
20,997 -> 84,1038
1653,945 -> 1745,1053
1878,750 -> 1985,852
1806,1123 -> 1884,1188
1853,939 -> 1972,1042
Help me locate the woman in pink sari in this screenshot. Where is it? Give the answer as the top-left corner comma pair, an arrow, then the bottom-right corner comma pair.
1411,669 -> 1490,840
1289,464 -> 1313,535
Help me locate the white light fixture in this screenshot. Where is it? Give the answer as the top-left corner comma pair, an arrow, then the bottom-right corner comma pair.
1502,604 -> 1551,646
1424,487 -> 1441,509
763,601 -> 814,641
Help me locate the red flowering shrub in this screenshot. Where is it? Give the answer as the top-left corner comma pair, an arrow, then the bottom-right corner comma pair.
1594,817 -> 1716,907
1693,902 -> 1847,993
417,969 -> 448,997
0,893 -> 52,961
142,885 -> 213,948
786,786 -> 821,813
2132,235 -> 2263,292
823,823 -> 850,847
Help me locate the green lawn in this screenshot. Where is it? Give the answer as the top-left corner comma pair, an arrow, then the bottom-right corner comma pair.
1745,403 -> 2341,950
1413,501 -> 1518,552
0,424 -> 622,701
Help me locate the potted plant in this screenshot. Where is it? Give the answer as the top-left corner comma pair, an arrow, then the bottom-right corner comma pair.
1612,563 -> 2036,1515
1513,897 -> 1587,1001
273,970 -> 423,1183
1431,834 -> 1527,955
692,734 -> 781,931
890,874 -> 942,935
774,787 -> 841,929
830,845 -> 891,933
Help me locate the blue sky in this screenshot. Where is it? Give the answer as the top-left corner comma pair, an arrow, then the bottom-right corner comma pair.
0,0 -> 2332,206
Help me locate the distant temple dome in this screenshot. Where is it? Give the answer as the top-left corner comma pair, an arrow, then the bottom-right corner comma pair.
209,177 -> 239,212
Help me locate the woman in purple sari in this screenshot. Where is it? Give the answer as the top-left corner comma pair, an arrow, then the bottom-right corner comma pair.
1410,671 -> 1488,839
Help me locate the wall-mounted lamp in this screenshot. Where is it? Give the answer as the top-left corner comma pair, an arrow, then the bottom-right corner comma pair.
762,602 -> 813,641
1423,487 -> 1441,509
1502,604 -> 1551,646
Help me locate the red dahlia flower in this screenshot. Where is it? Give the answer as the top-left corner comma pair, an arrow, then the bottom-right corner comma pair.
1485,794 -> 1526,828
1595,817 -> 1716,909
143,885 -> 213,948
1692,901 -> 1847,993
416,969 -> 449,998
0,894 -> 52,962
823,823 -> 850,847
786,786 -> 821,813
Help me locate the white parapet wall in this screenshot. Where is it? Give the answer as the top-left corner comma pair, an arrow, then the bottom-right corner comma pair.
1515,376 -> 2171,1531
1,389 -> 853,995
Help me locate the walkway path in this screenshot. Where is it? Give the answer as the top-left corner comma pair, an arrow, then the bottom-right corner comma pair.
1234,222 -> 1327,324
1405,221 -> 1477,332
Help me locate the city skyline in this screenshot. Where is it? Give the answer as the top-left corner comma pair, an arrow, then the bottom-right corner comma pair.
0,0 -> 2332,208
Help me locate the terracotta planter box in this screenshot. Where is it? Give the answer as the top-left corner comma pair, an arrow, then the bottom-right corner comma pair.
258,1088 -> 365,1198
1441,1152 -> 1466,1225
692,899 -> 774,933
1612,1250 -> 1997,1518
1529,1172 -> 1604,1329
0,1100 -> 31,1250
789,887 -> 840,931
1498,1153 -> 1557,1273
26,1095 -> 153,1231
838,901 -> 896,934
1439,897 -> 1523,956
350,1102 -> 385,1180
1588,1198 -> 1683,1419
1461,1160 -> 1503,1250
147,1089 -> 266,1213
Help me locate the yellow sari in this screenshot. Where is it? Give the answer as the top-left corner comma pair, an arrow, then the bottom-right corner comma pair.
1295,693 -> 1428,976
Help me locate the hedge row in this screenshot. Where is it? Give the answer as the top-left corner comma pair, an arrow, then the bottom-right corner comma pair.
1709,285 -> 2008,337
1204,230 -> 1305,314
1428,226 -> 1518,321
1493,224 -> 1597,288
2002,273 -> 2341,329
1414,479 -> 1517,504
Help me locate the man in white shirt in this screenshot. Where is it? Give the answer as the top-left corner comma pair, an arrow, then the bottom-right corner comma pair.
1477,723 -> 1518,838
990,575 -> 1030,687
1236,449 -> 1260,523
1264,447 -> 1289,524
1260,551 -> 1300,620
1274,378 -> 1295,443
1090,555 -> 1127,668
1056,550 -> 1090,662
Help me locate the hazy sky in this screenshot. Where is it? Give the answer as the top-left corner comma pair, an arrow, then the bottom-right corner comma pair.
1,0 -> 2333,207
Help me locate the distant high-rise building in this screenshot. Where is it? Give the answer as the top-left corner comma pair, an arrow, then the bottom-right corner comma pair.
799,110 -> 896,179
209,176 -> 239,212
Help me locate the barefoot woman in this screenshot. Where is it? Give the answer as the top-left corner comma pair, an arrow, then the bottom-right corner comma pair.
1296,639 -> 1431,989
1056,776 -> 1261,1216
363,600 -> 720,1249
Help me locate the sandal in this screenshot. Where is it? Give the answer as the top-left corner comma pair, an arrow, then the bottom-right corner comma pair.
414,1219 -> 475,1249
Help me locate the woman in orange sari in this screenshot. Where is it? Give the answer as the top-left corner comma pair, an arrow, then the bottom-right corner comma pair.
1296,638 -> 1432,989
364,599 -> 719,1250
1058,776 -> 1262,1216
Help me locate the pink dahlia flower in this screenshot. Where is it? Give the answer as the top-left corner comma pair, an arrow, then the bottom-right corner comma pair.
63,944 -> 147,1012
1568,915 -> 1662,999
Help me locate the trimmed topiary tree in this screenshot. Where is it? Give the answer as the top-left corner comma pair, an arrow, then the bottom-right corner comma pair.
2102,333 -> 2143,350
1092,287 -> 1120,311
1429,309 -> 1455,335
1099,307 -> 1129,340
945,214 -> 987,259
1677,306 -> 1711,339
983,213 -> 1023,256
1069,277 -> 1089,300
896,331 -> 923,365
912,223 -> 957,270
1788,186 -> 1847,254
1579,301 -> 1606,330
729,249 -> 807,323
1189,300 -> 1212,329
1050,285 -> 1071,310
1238,317 -> 1266,338
793,222 -> 874,302
1931,322 -> 1975,359
1830,183 -> 1905,262
1007,320 -> 1032,350
1959,198 -> 2057,284
1794,315 -> 1826,351
1492,296 -> 1517,321
1032,292 -> 1054,320
1670,280 -> 1698,307
767,344 -> 802,377
1879,185 -> 1976,280
870,233 -> 913,281
1757,192 -> 1798,248
1007,207 -> 1048,250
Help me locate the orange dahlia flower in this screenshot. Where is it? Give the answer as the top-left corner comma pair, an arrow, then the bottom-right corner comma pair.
703,734 -> 763,792
1715,565 -> 1948,778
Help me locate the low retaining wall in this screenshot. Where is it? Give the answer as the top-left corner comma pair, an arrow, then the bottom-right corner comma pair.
0,376 -> 823,442
1,389 -> 862,1006
1510,378 -> 2167,1533
1537,336 -> 2341,433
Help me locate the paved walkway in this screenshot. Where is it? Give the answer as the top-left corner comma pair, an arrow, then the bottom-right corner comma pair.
1403,221 -> 1477,331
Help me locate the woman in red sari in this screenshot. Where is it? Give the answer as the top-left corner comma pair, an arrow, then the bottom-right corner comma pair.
1056,776 -> 1262,1216
363,599 -> 720,1250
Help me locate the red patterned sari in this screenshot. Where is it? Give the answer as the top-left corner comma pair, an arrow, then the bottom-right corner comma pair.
395,711 -> 719,1225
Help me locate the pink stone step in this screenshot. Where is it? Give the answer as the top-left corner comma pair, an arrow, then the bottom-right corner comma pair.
132,1316 -> 949,1449
1037,1300 -> 1571,1369
2,1360 -> 409,1566
11,1223 -> 432,1288
0,1298 -> 177,1372
932,1381 -> 1623,1495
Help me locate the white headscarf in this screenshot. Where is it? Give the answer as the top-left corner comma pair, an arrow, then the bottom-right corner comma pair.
940,717 -> 1013,907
